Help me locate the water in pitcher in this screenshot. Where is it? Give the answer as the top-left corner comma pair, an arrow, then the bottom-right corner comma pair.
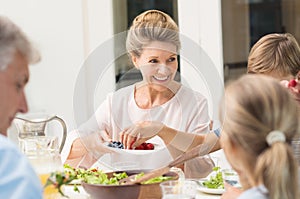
19,136 -> 64,199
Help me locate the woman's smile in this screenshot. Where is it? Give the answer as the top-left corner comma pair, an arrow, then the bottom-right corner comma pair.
153,75 -> 169,82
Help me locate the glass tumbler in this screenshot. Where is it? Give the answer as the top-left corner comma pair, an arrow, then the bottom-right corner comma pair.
222,169 -> 241,188
160,180 -> 197,199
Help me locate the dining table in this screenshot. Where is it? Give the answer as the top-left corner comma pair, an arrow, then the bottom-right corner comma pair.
63,183 -> 222,199
62,150 -> 229,199
196,191 -> 222,199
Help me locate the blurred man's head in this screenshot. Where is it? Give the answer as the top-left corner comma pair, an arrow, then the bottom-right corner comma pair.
0,16 -> 40,134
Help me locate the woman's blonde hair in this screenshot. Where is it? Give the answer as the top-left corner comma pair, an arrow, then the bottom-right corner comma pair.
220,74 -> 300,199
126,9 -> 181,57
247,33 -> 300,78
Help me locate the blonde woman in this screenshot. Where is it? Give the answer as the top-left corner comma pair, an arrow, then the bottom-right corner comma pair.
220,75 -> 299,199
62,10 -> 214,177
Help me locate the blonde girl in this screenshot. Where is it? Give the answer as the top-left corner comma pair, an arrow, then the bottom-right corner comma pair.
220,74 -> 299,199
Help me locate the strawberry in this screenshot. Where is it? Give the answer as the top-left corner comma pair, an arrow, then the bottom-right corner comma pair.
288,79 -> 297,87
142,143 -> 148,147
145,143 -> 154,150
134,142 -> 154,150
135,144 -> 145,150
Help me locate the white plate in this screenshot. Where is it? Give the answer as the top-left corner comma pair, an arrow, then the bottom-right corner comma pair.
68,179 -> 82,185
197,179 -> 225,195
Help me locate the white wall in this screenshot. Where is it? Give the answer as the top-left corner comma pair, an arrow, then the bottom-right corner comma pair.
1,0 -> 83,132
177,1 -> 228,168
4,0 -> 224,136
2,0 -> 115,133
178,0 -> 224,120
79,0 -> 115,125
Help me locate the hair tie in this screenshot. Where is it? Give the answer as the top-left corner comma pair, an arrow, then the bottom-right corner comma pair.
266,130 -> 286,146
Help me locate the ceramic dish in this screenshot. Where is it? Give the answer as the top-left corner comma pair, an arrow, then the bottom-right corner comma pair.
81,170 -> 178,199
68,179 -> 82,185
197,179 -> 225,195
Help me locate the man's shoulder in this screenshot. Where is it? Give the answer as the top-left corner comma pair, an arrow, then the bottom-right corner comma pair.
0,134 -> 43,198
0,135 -> 24,165
0,134 -> 19,152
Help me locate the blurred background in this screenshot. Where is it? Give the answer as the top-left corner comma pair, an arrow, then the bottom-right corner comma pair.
1,0 -> 299,132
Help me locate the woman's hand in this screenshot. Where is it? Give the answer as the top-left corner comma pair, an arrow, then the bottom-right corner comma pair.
66,131 -> 115,168
120,121 -> 165,149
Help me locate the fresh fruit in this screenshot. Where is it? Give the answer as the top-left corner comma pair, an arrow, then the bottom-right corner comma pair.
145,143 -> 154,150
135,144 -> 145,150
108,141 -> 124,149
288,79 -> 297,87
134,142 -> 154,150
107,141 -> 154,150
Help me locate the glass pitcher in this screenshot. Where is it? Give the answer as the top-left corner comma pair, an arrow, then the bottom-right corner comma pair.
14,114 -> 67,153
19,135 -> 64,199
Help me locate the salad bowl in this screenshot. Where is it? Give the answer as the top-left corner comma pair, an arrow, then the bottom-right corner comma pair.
81,170 -> 178,199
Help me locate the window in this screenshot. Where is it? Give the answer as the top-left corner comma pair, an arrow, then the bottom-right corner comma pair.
113,0 -> 179,90
222,0 -> 300,82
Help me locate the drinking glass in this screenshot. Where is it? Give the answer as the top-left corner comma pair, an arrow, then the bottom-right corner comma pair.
160,180 -> 197,199
291,136 -> 300,164
222,169 -> 241,188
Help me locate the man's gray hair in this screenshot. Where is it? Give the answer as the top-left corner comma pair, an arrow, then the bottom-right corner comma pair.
0,16 -> 40,70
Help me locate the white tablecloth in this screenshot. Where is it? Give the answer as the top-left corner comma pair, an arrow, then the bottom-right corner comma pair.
64,185 -> 221,199
64,185 -> 90,199
196,190 -> 221,199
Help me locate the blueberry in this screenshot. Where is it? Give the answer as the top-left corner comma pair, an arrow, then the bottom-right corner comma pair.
108,141 -> 124,149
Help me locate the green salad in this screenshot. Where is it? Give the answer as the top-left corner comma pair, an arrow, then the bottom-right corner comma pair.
63,164 -> 173,185
45,164 -> 175,197
202,167 -> 224,189
133,172 -> 173,185
64,164 -> 127,185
